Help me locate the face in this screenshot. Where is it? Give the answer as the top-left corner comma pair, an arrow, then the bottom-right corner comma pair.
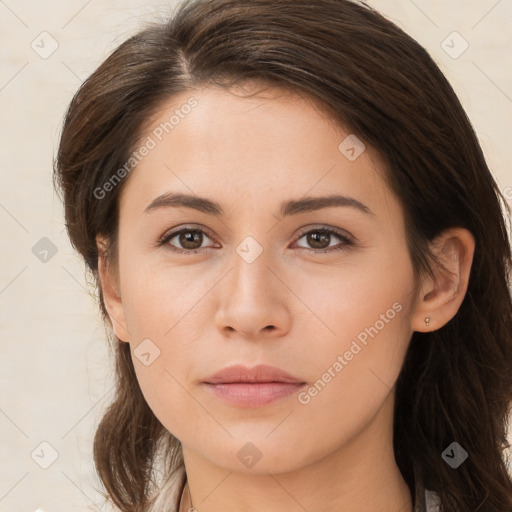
106,83 -> 419,474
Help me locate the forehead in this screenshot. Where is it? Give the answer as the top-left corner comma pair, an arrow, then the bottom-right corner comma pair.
119,84 -> 399,223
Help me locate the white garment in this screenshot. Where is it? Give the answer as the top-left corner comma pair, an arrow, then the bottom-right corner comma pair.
424,489 -> 442,512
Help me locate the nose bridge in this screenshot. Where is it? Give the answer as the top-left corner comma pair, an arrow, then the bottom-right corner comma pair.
228,238 -> 275,307
214,236 -> 290,337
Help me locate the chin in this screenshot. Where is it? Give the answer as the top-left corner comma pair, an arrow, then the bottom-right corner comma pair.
189,433 -> 317,475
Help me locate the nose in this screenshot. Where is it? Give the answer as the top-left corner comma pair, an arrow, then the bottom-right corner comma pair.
214,247 -> 291,340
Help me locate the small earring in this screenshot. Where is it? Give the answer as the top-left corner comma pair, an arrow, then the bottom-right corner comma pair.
424,317 -> 431,327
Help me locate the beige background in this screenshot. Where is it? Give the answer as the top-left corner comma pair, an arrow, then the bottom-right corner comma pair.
0,0 -> 511,510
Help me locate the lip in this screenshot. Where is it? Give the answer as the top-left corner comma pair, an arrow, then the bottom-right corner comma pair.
204,364 -> 304,384
203,364 -> 306,407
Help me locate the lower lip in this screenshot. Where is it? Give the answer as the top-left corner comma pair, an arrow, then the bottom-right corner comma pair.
203,382 -> 306,407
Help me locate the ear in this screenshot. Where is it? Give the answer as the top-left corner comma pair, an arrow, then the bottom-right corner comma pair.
411,227 -> 475,333
96,235 -> 131,342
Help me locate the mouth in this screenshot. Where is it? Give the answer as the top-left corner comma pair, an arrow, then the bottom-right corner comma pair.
203,364 -> 306,407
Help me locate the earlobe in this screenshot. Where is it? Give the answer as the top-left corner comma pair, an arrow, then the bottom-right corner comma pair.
96,236 -> 131,342
412,228 -> 475,333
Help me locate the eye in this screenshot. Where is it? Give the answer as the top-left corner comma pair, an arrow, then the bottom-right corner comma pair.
157,225 -> 354,255
158,226 -> 218,254
293,227 -> 353,253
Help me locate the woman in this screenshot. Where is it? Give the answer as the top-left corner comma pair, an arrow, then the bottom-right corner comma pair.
53,0 -> 512,510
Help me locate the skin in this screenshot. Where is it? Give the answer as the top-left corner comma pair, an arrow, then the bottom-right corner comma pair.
97,82 -> 475,512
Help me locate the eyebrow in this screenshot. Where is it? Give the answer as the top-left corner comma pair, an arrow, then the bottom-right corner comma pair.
143,192 -> 374,218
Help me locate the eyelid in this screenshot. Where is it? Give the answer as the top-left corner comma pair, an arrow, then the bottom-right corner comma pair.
156,224 -> 217,246
157,224 -> 355,253
291,225 -> 355,253
294,224 -> 353,241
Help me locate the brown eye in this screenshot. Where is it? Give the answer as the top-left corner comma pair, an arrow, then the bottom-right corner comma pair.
178,230 -> 204,250
294,227 -> 353,253
160,227 -> 216,253
305,231 -> 331,249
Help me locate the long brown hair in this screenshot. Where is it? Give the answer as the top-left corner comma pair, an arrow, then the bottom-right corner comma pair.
53,0 -> 512,510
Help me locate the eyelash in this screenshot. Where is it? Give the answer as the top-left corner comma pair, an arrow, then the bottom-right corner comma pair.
156,225 -> 355,255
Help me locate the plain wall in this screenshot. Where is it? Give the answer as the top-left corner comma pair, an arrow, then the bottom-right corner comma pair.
0,1 -> 511,510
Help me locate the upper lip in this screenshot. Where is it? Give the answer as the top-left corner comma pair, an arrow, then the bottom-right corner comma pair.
204,364 -> 305,384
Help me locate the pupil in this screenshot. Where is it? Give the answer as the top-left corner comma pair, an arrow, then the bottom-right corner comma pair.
181,231 -> 201,249
308,231 -> 329,248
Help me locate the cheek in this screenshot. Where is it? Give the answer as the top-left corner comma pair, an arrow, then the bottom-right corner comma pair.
291,243 -> 414,347
119,260 -> 219,434
290,248 -> 415,406
131,352 -> 210,452
295,293 -> 411,402
120,255 -> 213,341
291,293 -> 413,459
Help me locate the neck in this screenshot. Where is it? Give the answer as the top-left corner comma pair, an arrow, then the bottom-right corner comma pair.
179,392 -> 412,512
